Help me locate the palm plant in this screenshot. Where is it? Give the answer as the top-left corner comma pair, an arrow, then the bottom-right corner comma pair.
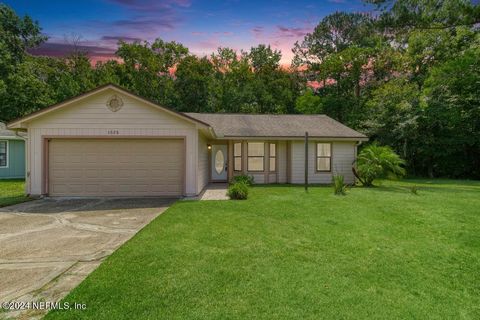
353,144 -> 406,187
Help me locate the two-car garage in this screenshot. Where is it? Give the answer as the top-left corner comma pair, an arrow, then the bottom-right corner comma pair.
8,84 -> 206,197
47,139 -> 185,197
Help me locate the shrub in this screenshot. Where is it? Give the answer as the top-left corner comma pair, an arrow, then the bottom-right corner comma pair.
227,182 -> 249,200
332,174 -> 347,195
353,144 -> 406,187
231,174 -> 254,186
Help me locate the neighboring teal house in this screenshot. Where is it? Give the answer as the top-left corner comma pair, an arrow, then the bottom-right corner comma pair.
0,122 -> 25,179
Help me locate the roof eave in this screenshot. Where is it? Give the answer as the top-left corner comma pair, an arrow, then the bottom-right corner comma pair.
215,135 -> 368,141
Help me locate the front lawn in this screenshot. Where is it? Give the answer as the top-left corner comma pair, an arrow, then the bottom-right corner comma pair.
46,179 -> 480,319
0,179 -> 30,207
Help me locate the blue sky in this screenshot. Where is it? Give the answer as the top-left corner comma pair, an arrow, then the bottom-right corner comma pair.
5,0 -> 372,65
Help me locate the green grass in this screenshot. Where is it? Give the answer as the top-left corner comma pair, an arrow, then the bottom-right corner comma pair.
46,179 -> 480,319
0,179 -> 30,207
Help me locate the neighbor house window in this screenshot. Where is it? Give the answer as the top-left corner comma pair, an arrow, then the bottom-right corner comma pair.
234,142 -> 242,171
316,143 -> 331,172
0,141 -> 7,168
247,142 -> 264,171
269,143 -> 276,172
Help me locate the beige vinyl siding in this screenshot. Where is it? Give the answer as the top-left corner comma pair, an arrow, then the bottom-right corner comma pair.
26,89 -> 199,196
250,173 -> 265,184
197,133 -> 209,194
268,173 -> 277,183
277,141 -> 287,183
290,141 -> 356,184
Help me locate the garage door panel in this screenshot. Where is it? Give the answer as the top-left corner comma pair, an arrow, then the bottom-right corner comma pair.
49,139 -> 184,197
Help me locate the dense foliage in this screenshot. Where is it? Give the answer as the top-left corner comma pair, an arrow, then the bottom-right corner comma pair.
231,174 -> 255,186
1,0 -> 479,178
355,144 -> 406,187
227,182 -> 249,200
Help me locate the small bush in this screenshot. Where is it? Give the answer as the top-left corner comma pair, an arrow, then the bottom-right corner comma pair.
332,175 -> 347,195
410,185 -> 419,195
231,174 -> 254,186
354,144 -> 406,187
227,182 -> 249,200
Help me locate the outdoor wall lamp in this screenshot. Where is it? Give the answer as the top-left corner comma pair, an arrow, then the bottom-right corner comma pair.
207,144 -> 212,150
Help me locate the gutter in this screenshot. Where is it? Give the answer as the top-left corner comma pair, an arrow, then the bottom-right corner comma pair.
0,135 -> 25,140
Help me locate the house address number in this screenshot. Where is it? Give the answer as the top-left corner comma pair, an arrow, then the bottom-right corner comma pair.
107,130 -> 120,135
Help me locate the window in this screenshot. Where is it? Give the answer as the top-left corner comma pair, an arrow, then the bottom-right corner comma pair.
234,142 -> 242,171
0,141 -> 7,168
316,143 -> 331,172
247,142 -> 264,171
269,143 -> 276,172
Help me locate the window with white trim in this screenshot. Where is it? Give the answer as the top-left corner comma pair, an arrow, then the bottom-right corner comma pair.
234,142 -> 242,171
0,141 -> 7,168
269,143 -> 276,172
247,142 -> 264,172
316,143 -> 331,172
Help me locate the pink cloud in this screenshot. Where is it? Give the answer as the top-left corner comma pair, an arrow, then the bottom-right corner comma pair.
251,26 -> 264,38
276,26 -> 311,38
213,31 -> 233,36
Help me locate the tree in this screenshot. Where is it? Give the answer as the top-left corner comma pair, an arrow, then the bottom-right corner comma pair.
293,12 -> 377,68
116,39 -> 189,74
0,57 -> 56,121
367,0 -> 480,33
115,39 -> 188,106
0,4 -> 48,121
0,4 -> 47,75
247,44 -> 281,72
405,27 -> 479,84
295,89 -> 322,114
363,78 -> 420,161
174,56 -> 216,112
419,47 -> 480,178
354,144 -> 406,186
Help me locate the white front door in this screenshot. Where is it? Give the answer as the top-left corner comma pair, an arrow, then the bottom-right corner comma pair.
211,145 -> 227,181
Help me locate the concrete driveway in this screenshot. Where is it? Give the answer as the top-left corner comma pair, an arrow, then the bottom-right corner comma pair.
0,198 -> 173,318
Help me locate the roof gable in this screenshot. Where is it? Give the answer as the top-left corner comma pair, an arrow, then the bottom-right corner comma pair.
7,84 -> 209,129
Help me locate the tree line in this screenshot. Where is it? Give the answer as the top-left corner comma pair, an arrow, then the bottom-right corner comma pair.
1,1 -> 479,179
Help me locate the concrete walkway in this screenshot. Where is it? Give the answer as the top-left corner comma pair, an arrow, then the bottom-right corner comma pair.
199,183 -> 229,200
0,198 -> 173,319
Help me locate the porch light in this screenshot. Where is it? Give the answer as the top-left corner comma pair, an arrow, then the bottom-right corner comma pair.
207,144 -> 212,150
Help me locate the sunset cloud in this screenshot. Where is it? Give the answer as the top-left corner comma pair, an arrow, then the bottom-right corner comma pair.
101,36 -> 143,42
276,26 -> 311,38
251,26 -> 264,38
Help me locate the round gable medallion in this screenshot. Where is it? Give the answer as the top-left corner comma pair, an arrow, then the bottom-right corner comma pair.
106,94 -> 124,112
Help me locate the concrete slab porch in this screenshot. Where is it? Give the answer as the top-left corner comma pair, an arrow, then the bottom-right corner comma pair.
198,183 -> 229,200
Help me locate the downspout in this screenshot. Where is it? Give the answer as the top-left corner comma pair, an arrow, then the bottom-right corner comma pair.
14,129 -> 29,195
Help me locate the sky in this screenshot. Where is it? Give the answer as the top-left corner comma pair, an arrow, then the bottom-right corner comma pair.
5,0 -> 373,66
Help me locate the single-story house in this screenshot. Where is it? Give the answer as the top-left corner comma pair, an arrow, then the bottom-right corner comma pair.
0,122 -> 25,179
7,84 -> 367,197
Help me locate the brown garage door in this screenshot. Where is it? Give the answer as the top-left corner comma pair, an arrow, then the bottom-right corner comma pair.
48,139 -> 184,197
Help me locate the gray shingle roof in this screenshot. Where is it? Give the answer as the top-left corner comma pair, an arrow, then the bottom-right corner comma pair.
185,113 -> 367,139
